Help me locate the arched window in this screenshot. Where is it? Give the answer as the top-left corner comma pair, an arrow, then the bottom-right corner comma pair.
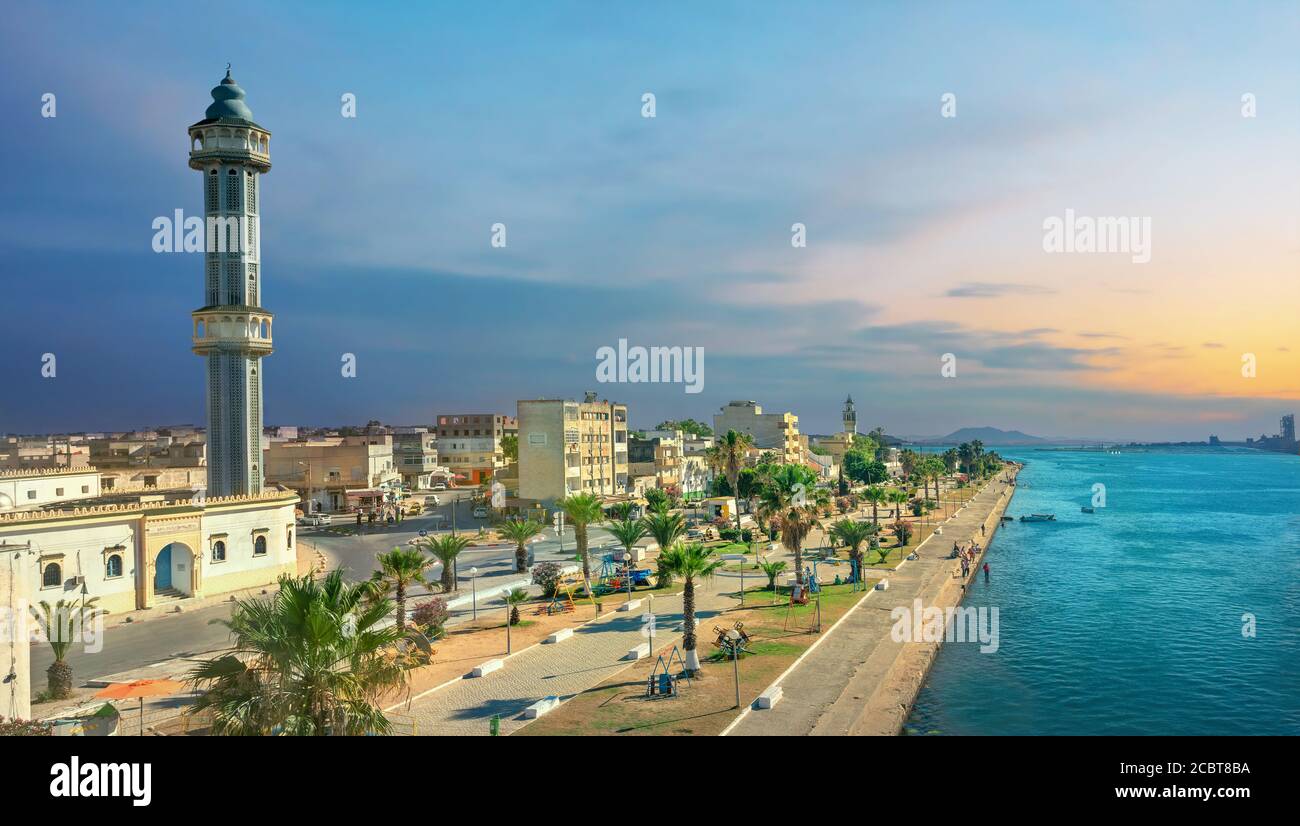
254,535 -> 267,556
106,554 -> 123,578
212,540 -> 226,562
206,169 -> 219,212
42,562 -> 61,588
225,168 -> 241,212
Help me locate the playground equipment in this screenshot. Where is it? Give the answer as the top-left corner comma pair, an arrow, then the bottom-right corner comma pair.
594,553 -> 653,596
646,646 -> 691,698
539,574 -> 580,615
712,621 -> 753,659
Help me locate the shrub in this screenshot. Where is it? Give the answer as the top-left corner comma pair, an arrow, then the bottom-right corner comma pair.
892,520 -> 913,546
0,718 -> 52,737
740,528 -> 753,543
719,527 -> 740,542
531,561 -> 563,598
411,597 -> 450,637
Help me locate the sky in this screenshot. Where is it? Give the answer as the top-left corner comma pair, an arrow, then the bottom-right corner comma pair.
2,1 -> 1298,441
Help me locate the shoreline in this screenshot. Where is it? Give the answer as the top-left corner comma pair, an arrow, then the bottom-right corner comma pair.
849,467 -> 1018,735
724,467 -> 1019,736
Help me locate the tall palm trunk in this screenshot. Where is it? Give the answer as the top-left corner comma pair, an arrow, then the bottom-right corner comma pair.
682,575 -> 700,673
514,542 -> 527,573
395,582 -> 407,631
577,525 -> 590,583
792,536 -> 805,586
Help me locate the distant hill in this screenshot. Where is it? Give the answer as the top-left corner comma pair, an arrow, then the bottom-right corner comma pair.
916,427 -> 1048,446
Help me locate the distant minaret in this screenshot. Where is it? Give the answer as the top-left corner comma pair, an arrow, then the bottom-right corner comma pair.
188,67 -> 273,496
843,395 -> 857,436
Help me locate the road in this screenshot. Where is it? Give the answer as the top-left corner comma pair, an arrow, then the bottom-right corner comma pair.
30,488 -> 622,696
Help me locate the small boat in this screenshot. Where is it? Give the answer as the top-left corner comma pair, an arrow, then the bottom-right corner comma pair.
1081,506 -> 1095,514
1000,515 -> 1014,522
1019,513 -> 1056,522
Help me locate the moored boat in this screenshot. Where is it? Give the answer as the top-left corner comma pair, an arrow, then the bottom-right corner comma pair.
1081,506 -> 1095,514
1019,513 -> 1056,522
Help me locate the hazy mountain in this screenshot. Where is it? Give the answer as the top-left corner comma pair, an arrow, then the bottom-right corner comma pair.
910,427 -> 1049,445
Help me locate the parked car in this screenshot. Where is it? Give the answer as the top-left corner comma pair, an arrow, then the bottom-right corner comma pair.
472,505 -> 489,519
404,502 -> 423,516
431,482 -> 447,491
297,514 -> 331,528
424,494 -> 441,506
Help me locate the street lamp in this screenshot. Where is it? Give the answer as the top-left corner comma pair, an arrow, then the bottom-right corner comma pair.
469,566 -> 479,621
724,629 -> 742,709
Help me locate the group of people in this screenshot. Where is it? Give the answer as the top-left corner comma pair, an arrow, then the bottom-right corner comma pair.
951,540 -> 988,581
355,505 -> 403,529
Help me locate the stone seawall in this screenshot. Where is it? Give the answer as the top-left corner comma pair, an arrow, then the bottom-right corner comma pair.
846,468 -> 1019,736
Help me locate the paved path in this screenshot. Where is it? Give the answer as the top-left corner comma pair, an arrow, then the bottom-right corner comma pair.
726,475 -> 1016,736
392,585 -> 735,736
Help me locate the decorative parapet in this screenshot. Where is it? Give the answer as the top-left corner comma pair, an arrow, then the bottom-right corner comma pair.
0,487 -> 298,525
0,465 -> 101,479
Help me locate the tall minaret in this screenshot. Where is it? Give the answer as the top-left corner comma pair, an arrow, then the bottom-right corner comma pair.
843,395 -> 857,436
188,68 -> 273,496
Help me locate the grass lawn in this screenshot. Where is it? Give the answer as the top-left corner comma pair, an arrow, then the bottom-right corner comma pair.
514,582 -> 871,736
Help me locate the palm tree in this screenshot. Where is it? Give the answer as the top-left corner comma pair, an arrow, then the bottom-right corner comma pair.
642,511 -> 687,588
706,429 -> 754,534
887,487 -> 909,521
657,542 -> 723,674
757,464 -> 826,585
30,596 -> 103,700
189,570 -> 427,736
558,492 -> 605,587
422,534 -> 472,593
607,517 -> 647,592
497,517 -> 544,573
503,587 -> 530,626
370,546 -> 435,631
942,448 -> 959,474
758,557 -> 787,591
863,485 -> 887,526
899,448 -> 919,479
830,518 -> 875,571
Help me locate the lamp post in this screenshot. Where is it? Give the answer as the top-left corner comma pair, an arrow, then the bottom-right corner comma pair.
503,588 -> 513,654
725,629 -> 742,709
469,566 -> 479,621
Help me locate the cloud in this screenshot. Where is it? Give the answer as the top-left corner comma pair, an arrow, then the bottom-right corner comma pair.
945,282 -> 1057,298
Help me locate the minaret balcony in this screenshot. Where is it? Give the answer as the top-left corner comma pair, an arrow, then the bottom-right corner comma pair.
188,126 -> 271,172
192,309 -> 274,355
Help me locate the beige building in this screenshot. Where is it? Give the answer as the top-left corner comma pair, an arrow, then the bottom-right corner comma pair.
517,395 -> 628,503
713,400 -> 802,464
263,435 -> 400,513
1,540 -> 33,720
435,413 -> 514,485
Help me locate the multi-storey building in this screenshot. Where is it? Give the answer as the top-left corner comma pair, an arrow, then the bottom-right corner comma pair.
435,413 -> 514,484
264,435 -> 400,513
517,395 -> 628,503
392,427 -> 442,489
713,400 -> 802,464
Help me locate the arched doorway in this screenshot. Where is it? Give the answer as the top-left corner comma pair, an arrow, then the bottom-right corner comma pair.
154,543 -> 195,596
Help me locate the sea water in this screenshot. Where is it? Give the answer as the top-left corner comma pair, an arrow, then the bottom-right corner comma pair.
907,446 -> 1300,735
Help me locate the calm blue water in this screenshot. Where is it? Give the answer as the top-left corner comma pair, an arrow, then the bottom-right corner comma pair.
907,446 -> 1300,735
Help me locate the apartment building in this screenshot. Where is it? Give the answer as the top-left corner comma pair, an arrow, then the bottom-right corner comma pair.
263,435 -> 400,513
435,413 -> 514,485
517,395 -> 628,503
392,427 -> 442,489
712,400 -> 802,464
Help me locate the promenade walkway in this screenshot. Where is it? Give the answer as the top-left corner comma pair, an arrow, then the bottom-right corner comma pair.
726,474 -> 1016,736
393,585 -> 735,736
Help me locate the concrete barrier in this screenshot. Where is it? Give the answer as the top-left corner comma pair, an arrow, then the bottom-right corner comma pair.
625,642 -> 650,660
617,599 -> 643,612
875,579 -> 889,591
544,627 -> 573,644
756,686 -> 783,709
523,696 -> 561,719
470,659 -> 503,677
